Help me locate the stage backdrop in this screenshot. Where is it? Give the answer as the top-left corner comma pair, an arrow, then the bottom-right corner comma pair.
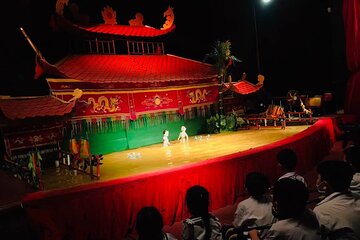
22,118 -> 336,240
86,117 -> 206,154
65,113 -> 210,155
60,85 -> 219,154
343,0 -> 360,118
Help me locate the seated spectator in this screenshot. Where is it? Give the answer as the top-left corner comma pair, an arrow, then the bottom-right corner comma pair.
135,206 -> 177,240
264,178 -> 321,239
232,172 -> 274,239
313,160 -> 360,237
183,185 -> 222,240
276,148 -> 307,186
322,227 -> 360,240
344,145 -> 360,194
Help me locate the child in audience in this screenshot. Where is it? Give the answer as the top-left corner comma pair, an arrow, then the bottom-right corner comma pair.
277,148 -> 307,186
135,206 -> 177,240
313,160 -> 360,237
264,178 -> 321,239
232,172 -> 274,239
344,145 -> 360,194
183,185 -> 222,240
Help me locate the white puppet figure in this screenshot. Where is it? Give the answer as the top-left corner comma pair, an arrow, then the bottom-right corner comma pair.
178,126 -> 189,143
163,129 -> 170,147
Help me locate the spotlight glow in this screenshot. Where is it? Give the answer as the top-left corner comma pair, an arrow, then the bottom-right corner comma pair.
262,0 -> 272,3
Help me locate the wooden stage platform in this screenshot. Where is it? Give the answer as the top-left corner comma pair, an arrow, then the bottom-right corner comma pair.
42,125 -> 308,190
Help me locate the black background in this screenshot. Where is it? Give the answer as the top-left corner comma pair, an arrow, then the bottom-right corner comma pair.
0,0 -> 349,108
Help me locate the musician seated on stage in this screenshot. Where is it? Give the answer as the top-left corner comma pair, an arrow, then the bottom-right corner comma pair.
287,91 -> 311,114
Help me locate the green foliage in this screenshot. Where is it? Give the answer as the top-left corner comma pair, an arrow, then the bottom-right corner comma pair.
220,114 -> 227,130
225,114 -> 236,131
205,114 -> 227,133
204,40 -> 241,77
236,116 -> 247,127
206,112 -> 247,133
206,114 -> 221,133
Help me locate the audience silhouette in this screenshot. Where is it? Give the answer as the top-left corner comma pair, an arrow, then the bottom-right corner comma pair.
183,185 -> 223,240
276,148 -> 307,186
264,178 -> 321,239
344,145 -> 360,194
313,160 -> 360,237
135,206 -> 177,240
232,172 -> 274,239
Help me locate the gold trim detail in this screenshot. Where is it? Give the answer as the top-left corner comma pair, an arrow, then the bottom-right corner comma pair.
51,83 -> 217,96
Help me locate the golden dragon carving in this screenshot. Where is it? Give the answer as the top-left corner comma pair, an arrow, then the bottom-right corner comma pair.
161,6 -> 174,30
189,89 -> 208,104
86,96 -> 119,113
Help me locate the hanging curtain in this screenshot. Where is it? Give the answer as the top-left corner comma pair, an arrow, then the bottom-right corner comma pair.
343,0 -> 360,118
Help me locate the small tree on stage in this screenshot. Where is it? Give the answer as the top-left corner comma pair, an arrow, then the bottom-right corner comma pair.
204,40 -> 241,117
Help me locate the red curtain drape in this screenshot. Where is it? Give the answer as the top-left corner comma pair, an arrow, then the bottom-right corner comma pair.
343,0 -> 360,118
21,118 -> 335,240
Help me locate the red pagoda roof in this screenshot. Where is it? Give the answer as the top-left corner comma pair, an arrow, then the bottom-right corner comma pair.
54,54 -> 217,84
0,96 -> 75,120
223,80 -> 263,95
55,16 -> 175,39
81,24 -> 176,38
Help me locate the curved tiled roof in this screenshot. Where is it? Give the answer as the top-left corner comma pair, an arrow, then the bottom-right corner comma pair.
223,81 -> 263,95
55,15 -> 175,38
55,54 -> 217,83
0,96 -> 75,120
80,24 -> 176,38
